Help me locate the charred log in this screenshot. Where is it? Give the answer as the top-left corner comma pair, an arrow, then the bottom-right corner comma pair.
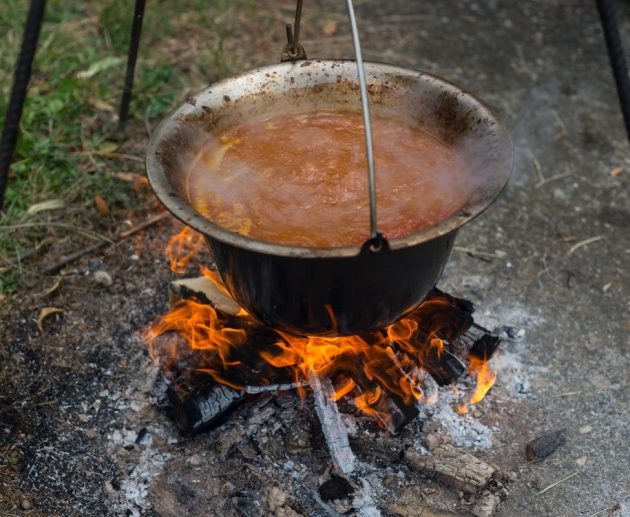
404,444 -> 495,493
422,348 -> 466,386
349,435 -> 403,464
166,372 -> 248,435
386,392 -> 420,434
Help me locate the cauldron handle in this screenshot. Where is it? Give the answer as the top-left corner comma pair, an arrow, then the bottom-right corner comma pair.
346,0 -> 388,253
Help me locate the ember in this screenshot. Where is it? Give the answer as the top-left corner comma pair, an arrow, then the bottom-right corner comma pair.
146,227 -> 500,434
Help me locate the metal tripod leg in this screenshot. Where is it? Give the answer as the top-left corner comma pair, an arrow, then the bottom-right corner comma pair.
0,0 -> 47,211
117,0 -> 146,134
596,0 -> 630,142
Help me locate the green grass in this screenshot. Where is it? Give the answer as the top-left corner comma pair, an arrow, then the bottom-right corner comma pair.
0,0 -> 279,295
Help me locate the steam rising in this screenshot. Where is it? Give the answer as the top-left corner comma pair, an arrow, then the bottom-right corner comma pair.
182,110 -> 480,247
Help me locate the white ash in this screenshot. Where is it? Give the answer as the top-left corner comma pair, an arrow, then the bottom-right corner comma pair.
108,428 -> 138,448
491,348 -> 547,399
421,390 -> 497,449
477,302 -> 548,400
119,446 -> 172,514
352,476 -> 382,517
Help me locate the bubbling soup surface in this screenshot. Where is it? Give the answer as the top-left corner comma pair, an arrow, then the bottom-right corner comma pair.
186,110 -> 467,247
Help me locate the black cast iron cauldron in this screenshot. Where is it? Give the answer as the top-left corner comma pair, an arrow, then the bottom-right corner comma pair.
146,61 -> 512,336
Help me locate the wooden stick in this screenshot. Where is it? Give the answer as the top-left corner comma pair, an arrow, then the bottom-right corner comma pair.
0,236 -> 53,273
42,211 -> 169,275
568,235 -> 604,255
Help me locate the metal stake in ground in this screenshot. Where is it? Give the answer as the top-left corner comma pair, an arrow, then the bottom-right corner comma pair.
596,0 -> 630,142
0,0 -> 47,211
117,0 -> 146,134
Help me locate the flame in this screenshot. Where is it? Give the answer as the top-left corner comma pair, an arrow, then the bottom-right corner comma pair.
148,227 -> 500,428
468,356 -> 497,404
166,226 -> 205,273
145,299 -> 249,388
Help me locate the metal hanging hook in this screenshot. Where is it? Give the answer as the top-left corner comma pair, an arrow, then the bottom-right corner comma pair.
345,0 -> 383,250
282,0 -> 306,61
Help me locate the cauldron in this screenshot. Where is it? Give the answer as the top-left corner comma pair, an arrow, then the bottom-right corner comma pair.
146,61 -> 511,336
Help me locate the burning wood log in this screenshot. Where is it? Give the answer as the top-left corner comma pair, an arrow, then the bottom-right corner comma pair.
404,444 -> 495,493
166,373 -> 248,435
422,348 -> 466,386
525,429 -> 567,462
308,371 -> 356,475
169,275 -> 242,315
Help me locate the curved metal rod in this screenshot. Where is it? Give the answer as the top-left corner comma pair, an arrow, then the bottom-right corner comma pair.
291,0 -> 303,55
345,0 -> 380,243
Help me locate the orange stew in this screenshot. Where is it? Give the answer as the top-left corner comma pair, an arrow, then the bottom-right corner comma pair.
187,110 -> 466,247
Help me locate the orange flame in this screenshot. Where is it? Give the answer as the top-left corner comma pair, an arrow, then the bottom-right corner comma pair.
145,299 -> 248,388
468,356 -> 497,404
166,226 -> 205,273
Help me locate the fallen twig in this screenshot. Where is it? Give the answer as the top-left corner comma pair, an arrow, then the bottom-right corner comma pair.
536,472 -> 578,495
567,235 -> 604,255
453,246 -> 507,260
535,169 -> 572,188
0,237 -> 54,273
42,212 -> 169,275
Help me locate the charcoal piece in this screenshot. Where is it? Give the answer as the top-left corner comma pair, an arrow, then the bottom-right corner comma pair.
423,348 -> 466,386
319,474 -> 355,501
134,427 -> 148,445
525,429 -> 567,461
469,335 -> 501,361
349,435 -> 402,464
386,393 -> 420,434
167,373 -> 248,435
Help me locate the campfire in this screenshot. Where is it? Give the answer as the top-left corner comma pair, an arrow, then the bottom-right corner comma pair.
143,226 -> 504,514
148,226 -> 499,431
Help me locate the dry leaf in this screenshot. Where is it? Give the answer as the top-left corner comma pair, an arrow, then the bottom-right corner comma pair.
94,195 -> 110,216
37,307 -> 65,332
610,166 -> 623,177
322,19 -> 339,37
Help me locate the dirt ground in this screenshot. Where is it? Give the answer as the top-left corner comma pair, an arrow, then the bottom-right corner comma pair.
1,0 -> 629,516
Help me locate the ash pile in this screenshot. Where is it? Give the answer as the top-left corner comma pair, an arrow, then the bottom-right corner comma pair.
143,272 -> 512,517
